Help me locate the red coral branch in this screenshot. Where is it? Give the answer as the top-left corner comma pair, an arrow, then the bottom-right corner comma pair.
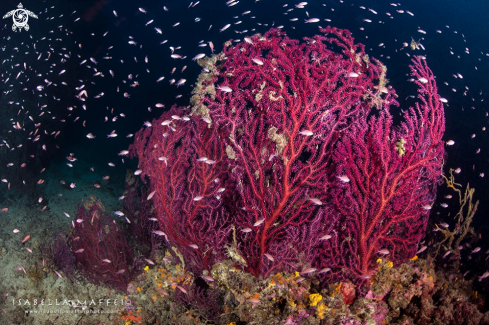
199,27 -> 399,276
129,106 -> 231,274
318,56 -> 445,279
129,28 -> 445,284
69,199 -> 134,291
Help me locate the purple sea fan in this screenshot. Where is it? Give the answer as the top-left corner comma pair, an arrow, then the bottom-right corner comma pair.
52,231 -> 77,282
69,198 -> 135,292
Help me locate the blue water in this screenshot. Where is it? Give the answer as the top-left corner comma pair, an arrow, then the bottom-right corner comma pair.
1,0 -> 489,322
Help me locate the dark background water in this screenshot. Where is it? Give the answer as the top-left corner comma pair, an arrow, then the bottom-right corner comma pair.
1,0 -> 489,279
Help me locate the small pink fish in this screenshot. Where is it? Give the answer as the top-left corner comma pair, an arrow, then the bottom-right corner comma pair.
252,58 -> 264,65
471,247 -> 481,254
318,267 -> 331,274
21,235 -> 31,243
118,150 -> 129,156
192,53 -> 205,61
309,197 -> 322,205
152,230 -> 166,236
217,85 -> 232,93
24,247 -> 32,253
201,275 -> 214,282
416,246 -> 427,254
147,190 -> 156,200
300,267 -> 316,275
116,269 -> 125,274
378,249 -> 390,256
176,285 -> 187,294
54,270 -> 63,278
75,248 -> 84,254
299,130 -> 314,136
478,272 -> 489,281
156,288 -> 169,296
247,298 -> 260,304
102,259 -> 111,263
145,259 -> 155,265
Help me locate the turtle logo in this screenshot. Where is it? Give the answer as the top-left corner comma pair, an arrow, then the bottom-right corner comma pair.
3,3 -> 38,32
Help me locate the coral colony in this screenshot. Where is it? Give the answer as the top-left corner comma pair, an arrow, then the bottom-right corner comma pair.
70,197 -> 135,291
66,27 -> 461,323
50,24 -> 489,324
129,27 -> 444,287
